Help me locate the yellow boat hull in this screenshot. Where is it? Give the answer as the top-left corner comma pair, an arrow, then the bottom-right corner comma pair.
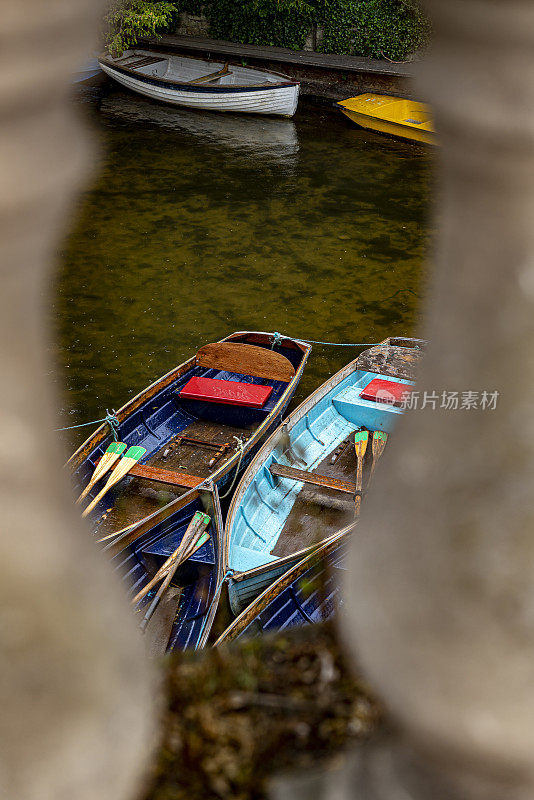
337,94 -> 436,146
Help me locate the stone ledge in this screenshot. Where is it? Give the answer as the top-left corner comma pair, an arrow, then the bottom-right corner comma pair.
139,34 -> 414,78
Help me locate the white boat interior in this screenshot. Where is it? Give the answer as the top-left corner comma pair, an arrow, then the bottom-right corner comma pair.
109,50 -> 289,87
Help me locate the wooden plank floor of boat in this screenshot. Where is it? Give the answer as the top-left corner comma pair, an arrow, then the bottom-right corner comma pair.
97,419 -> 254,535
270,432 -> 370,558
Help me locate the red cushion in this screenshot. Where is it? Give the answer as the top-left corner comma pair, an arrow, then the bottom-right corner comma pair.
360,378 -> 412,407
180,376 -> 273,409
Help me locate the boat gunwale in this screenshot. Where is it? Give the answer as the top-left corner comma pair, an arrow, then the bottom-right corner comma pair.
196,483 -> 225,649
98,51 -> 300,92
216,523 -> 353,645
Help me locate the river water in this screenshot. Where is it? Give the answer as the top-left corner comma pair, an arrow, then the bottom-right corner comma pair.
55,87 -> 434,448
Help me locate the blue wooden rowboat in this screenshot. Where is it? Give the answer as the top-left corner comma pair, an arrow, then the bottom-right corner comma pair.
68,332 -> 310,647
121,483 -> 224,651
215,524 -> 352,644
69,331 -> 310,535
223,337 -> 424,615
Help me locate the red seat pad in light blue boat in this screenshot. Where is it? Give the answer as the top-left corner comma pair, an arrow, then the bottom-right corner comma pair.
360,378 -> 412,407
180,376 -> 273,408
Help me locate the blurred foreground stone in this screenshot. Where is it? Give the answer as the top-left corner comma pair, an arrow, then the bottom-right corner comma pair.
0,2 -> 155,799
144,622 -> 380,800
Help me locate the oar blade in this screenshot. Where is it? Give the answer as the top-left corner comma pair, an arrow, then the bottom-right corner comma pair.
123,445 -> 147,462
76,442 -> 127,503
372,430 -> 388,452
131,511 -> 205,606
354,430 -> 369,517
369,431 -> 388,481
82,445 -> 146,518
354,429 -> 369,459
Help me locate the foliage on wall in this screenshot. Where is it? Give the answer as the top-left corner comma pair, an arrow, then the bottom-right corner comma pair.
206,0 -> 314,50
104,0 -> 177,56
103,0 -> 430,61
185,0 -> 429,59
329,0 -> 431,60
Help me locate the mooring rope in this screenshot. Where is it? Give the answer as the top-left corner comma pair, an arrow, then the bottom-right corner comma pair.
55,409 -> 120,440
219,436 -> 246,500
57,336 -> 382,438
271,331 -> 381,348
196,568 -> 234,649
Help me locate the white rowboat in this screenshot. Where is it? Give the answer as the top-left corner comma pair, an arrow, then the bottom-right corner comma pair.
99,50 -> 300,117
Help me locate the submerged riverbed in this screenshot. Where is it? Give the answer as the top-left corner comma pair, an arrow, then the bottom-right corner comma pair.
55,87 -> 434,447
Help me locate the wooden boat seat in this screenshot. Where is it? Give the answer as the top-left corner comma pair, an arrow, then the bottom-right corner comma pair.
269,463 -> 357,495
128,463 -> 203,489
196,342 -> 295,383
360,378 -> 412,407
117,55 -> 167,70
189,63 -> 231,84
180,376 -> 273,408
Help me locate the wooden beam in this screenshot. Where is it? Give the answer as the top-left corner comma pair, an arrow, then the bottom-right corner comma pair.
129,463 -> 203,490
269,463 -> 357,495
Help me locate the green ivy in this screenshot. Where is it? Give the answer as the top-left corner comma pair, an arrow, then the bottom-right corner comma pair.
169,0 -> 429,58
204,0 -> 315,50
106,0 -> 430,60
346,0 -> 430,60
104,0 -> 178,56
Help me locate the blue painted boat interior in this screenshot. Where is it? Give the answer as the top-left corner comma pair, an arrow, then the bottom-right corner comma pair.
74,339 -> 303,520
240,541 -> 347,639
114,493 -> 219,651
228,369 -> 412,574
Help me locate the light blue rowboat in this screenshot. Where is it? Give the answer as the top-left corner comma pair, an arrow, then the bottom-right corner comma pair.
223,337 -> 424,615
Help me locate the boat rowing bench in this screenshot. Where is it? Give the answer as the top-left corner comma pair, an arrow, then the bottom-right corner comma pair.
269,463 -> 357,495
129,463 -> 203,489
189,63 -> 231,84
94,455 -> 203,490
116,55 -> 166,69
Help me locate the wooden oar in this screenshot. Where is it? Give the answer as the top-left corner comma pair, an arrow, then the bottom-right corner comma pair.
82,445 -> 146,518
369,430 -> 388,482
131,511 -> 205,605
354,430 -> 369,516
189,62 -> 229,84
180,523 -> 210,563
139,531 -> 210,633
76,442 -> 127,503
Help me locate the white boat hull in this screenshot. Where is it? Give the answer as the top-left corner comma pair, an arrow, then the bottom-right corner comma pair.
100,60 -> 299,117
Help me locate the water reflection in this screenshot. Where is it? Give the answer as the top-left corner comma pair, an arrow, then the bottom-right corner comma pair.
56,89 -> 434,448
99,90 -> 299,164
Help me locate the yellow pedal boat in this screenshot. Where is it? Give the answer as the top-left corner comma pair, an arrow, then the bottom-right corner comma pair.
337,93 -> 435,145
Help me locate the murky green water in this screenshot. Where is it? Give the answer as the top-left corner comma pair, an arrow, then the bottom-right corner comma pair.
55,87 -> 434,448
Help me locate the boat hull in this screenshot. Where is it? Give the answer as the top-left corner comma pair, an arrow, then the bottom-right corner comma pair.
69,331 -> 310,547
68,332 -> 310,649
337,94 -> 435,145
340,108 -> 434,145
118,485 -> 224,652
216,526 -> 351,644
100,60 -> 299,117
225,337 -> 425,614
